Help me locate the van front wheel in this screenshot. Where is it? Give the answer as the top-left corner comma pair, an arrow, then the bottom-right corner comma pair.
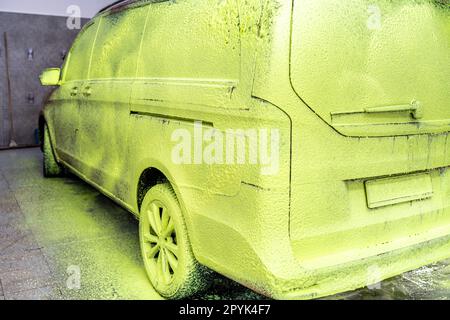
139,183 -> 210,299
43,123 -> 63,177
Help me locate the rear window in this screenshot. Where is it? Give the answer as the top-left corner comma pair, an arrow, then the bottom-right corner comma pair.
290,0 -> 450,137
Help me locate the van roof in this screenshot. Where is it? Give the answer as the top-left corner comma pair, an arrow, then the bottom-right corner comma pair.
97,0 -> 135,15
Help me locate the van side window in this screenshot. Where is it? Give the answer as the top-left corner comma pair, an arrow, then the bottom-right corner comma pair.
138,0 -> 241,80
64,21 -> 99,82
89,5 -> 149,79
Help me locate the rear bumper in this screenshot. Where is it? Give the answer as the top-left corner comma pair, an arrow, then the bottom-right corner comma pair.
187,180 -> 450,300
273,233 -> 450,300
281,168 -> 450,299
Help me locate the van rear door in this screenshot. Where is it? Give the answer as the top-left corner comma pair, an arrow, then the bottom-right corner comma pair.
290,0 -> 450,137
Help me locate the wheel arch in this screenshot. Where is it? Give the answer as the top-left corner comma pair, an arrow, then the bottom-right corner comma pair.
136,167 -> 169,211
134,161 -> 187,220
135,162 -> 200,256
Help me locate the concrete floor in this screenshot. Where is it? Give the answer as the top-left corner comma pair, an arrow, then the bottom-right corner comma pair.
0,148 -> 449,300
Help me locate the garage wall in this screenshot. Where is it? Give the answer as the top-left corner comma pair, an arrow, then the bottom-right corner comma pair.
0,0 -> 115,18
0,12 -> 88,147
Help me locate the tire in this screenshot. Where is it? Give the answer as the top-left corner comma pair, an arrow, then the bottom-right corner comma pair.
43,123 -> 63,177
139,183 -> 211,299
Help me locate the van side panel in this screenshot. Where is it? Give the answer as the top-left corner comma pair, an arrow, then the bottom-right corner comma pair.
128,0 -> 294,293
77,5 -> 149,202
132,0 -> 242,199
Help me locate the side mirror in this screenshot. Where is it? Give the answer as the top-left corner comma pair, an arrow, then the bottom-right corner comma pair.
40,68 -> 61,86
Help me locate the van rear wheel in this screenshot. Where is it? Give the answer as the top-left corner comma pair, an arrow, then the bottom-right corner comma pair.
139,183 -> 210,299
43,123 -> 64,177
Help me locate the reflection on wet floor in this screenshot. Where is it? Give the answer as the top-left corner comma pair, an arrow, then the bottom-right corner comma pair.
331,261 -> 450,300
0,148 -> 449,300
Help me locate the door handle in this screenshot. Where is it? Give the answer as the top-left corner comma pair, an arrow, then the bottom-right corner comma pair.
70,87 -> 78,96
82,86 -> 92,97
